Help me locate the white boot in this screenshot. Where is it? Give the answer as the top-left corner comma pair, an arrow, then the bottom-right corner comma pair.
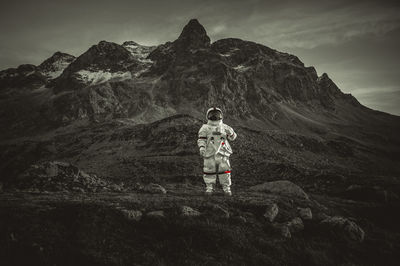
205,183 -> 214,195
222,186 -> 232,196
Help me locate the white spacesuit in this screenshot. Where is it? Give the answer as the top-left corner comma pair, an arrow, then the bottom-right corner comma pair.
197,107 -> 237,196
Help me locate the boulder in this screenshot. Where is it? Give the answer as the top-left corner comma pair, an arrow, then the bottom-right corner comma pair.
72,187 -> 85,193
249,180 -> 309,200
264,203 -> 279,222
146,210 -> 165,218
211,204 -> 230,218
44,162 -> 59,177
297,207 -> 312,220
321,216 -> 365,242
142,183 -> 167,194
287,217 -> 304,233
180,206 -> 201,217
272,223 -> 291,238
233,216 -> 247,224
120,209 -> 143,221
280,225 -> 292,238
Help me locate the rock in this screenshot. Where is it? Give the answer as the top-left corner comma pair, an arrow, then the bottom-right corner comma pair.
280,225 -> 292,238
45,162 -> 59,177
10,233 -> 17,242
211,204 -> 230,218
314,212 -> 330,221
264,203 -> 279,222
146,210 -> 165,218
272,223 -> 292,238
180,206 -> 201,217
249,180 -> 309,200
233,216 -> 247,224
110,183 -> 123,192
15,161 -> 117,193
297,207 -> 312,220
72,187 -> 85,193
120,209 -> 142,221
133,182 -> 144,190
142,183 -> 167,194
321,216 -> 365,242
287,217 -> 304,233
31,242 -> 44,252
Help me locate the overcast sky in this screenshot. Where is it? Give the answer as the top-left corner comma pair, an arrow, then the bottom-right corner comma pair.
1,0 -> 399,115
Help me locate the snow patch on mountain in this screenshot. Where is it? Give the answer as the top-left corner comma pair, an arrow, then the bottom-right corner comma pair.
40,59 -> 71,79
122,41 -> 155,63
23,71 -> 36,77
75,70 -> 132,85
38,52 -> 76,79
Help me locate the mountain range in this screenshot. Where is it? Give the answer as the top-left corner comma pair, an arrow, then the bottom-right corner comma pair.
0,18 -> 399,190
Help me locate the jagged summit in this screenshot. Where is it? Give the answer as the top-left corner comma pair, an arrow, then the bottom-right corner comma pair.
122,41 -> 139,46
176,18 -> 210,49
51,41 -> 131,76
37,51 -> 75,79
38,52 -> 75,68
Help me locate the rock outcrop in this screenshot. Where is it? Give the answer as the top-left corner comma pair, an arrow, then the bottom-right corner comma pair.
321,216 -> 365,242
180,206 -> 201,217
250,180 -> 310,200
264,203 -> 279,222
141,183 -> 167,194
13,161 -> 123,193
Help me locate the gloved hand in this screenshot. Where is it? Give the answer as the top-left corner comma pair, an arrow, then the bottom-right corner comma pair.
199,147 -> 205,157
225,128 -> 233,139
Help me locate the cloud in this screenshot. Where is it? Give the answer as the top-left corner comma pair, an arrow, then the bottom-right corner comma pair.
356,89 -> 400,115
231,1 -> 400,49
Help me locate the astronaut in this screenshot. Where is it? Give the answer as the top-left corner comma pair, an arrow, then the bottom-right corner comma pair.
197,107 -> 237,196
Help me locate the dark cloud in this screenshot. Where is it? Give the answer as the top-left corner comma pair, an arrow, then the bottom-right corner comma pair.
1,0 -> 399,115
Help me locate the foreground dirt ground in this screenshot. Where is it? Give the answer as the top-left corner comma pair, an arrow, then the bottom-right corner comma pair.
1,183 -> 399,266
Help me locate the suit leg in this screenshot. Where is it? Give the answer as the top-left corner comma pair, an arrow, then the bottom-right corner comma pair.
218,156 -> 232,194
203,156 -> 216,193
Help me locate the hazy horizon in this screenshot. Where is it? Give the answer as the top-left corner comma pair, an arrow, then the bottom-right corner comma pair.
1,0 -> 399,115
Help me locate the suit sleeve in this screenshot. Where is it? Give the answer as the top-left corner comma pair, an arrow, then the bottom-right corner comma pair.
197,125 -> 208,149
226,125 -> 237,141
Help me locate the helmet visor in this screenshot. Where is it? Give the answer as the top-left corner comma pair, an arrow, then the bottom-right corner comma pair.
207,109 -> 222,121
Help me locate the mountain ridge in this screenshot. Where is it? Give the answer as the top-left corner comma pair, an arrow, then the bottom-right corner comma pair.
0,19 -> 399,140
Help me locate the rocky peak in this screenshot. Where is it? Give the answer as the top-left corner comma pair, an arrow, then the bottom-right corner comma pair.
122,41 -> 139,46
317,73 -> 341,96
175,19 -> 211,50
93,41 -> 130,55
37,52 -> 75,79
50,51 -> 74,60
61,41 -> 132,73
38,51 -> 75,68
